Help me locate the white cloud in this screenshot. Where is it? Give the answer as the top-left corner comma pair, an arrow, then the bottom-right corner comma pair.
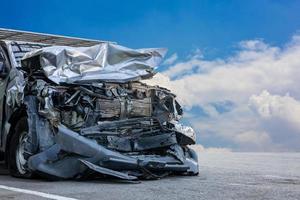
249,90 -> 300,129
148,34 -> 300,151
233,131 -> 272,151
162,53 -> 178,65
248,91 -> 300,151
189,144 -> 232,153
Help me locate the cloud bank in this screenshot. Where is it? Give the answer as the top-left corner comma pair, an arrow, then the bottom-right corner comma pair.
145,35 -> 300,151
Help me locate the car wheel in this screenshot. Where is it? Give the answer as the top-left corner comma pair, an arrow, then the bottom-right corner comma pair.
8,117 -> 33,178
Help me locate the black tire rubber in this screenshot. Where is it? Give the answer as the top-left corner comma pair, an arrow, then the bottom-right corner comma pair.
8,117 -> 33,178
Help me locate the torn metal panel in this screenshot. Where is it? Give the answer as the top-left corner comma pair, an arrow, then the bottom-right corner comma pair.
22,43 -> 167,84
6,68 -> 25,107
28,145 -> 85,179
5,40 -> 49,107
24,96 -> 55,152
80,159 -> 138,180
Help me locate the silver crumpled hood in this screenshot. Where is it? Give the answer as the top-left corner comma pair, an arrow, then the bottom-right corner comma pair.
22,43 -> 167,84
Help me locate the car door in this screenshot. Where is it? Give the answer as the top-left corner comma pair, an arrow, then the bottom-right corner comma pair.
0,46 -> 10,145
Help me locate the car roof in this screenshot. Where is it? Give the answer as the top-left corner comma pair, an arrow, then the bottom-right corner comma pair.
0,28 -> 112,47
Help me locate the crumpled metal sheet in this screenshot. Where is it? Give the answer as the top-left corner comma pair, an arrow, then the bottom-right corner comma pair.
5,41 -> 26,107
22,43 -> 167,84
6,69 -> 25,107
28,124 -> 199,180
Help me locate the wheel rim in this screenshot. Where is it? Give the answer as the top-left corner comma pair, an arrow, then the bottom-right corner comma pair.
16,131 -> 29,174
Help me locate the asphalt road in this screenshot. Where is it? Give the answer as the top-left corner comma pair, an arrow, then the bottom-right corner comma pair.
1,152 -> 300,200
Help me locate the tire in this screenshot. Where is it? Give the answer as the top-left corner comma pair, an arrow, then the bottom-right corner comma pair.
8,117 -> 33,178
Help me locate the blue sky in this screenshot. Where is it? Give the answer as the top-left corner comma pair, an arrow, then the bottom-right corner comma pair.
1,0 -> 300,151
1,0 -> 300,59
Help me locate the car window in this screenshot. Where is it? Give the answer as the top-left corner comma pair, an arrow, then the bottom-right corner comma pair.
10,42 -> 49,67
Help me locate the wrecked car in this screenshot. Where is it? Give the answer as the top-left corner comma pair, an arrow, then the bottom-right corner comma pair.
0,29 -> 198,181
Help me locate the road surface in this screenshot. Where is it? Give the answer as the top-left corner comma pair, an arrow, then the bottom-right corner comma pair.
1,152 -> 300,200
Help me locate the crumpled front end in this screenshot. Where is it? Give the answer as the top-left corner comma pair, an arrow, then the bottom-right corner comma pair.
23,81 -> 198,181
10,43 -> 199,181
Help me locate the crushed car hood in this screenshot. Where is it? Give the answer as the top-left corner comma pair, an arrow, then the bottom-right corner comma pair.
22,43 -> 167,84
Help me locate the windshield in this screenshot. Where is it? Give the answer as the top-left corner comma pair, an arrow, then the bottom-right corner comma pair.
10,41 -> 49,67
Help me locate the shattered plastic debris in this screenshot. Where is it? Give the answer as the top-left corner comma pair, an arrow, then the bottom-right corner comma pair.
5,41 -> 199,182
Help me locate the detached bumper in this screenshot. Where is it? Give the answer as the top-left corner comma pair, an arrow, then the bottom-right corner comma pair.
28,125 -> 199,181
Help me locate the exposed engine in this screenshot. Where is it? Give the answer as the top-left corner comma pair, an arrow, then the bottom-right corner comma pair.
26,79 -> 194,152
